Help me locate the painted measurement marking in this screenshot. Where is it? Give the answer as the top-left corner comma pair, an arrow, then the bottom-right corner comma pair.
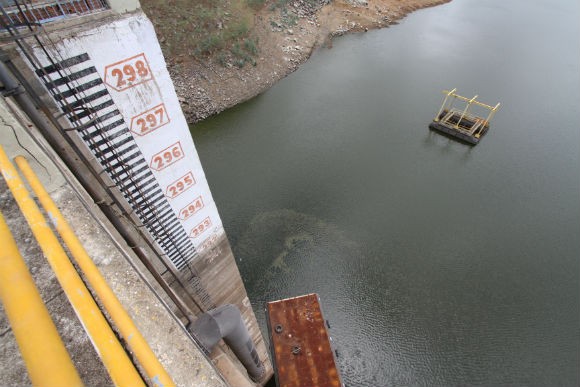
166,171 -> 195,199
190,217 -> 212,239
104,53 -> 153,92
199,233 -> 219,252
36,49 -> 200,272
178,196 -> 204,221
130,103 -> 170,136
150,141 -> 184,171
199,234 -> 221,263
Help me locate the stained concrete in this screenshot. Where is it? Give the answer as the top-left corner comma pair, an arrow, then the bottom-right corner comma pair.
0,96 -> 227,386
0,206 -> 107,385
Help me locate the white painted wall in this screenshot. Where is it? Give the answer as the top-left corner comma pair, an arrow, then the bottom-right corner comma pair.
29,12 -> 225,269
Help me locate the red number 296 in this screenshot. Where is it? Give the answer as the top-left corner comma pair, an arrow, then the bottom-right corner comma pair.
150,142 -> 184,171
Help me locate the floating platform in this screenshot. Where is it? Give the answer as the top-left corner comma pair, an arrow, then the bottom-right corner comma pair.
266,294 -> 343,387
429,89 -> 500,145
429,109 -> 490,145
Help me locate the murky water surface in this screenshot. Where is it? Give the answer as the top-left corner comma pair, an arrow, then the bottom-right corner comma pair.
191,0 -> 580,385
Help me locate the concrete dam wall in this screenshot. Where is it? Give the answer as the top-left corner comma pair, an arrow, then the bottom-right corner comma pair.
0,1 -> 271,385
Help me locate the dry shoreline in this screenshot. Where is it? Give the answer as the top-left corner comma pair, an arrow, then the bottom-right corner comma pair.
167,0 -> 451,124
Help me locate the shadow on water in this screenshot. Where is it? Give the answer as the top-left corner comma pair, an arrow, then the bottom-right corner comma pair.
234,209 -> 362,296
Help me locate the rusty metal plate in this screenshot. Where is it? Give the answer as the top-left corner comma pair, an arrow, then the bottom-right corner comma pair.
266,294 -> 343,387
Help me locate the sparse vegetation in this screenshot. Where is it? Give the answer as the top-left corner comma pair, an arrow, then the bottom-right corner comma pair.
139,0 -> 446,123
231,38 -> 258,67
141,0 -> 331,68
141,0 -> 260,67
281,8 -> 299,26
247,0 -> 267,9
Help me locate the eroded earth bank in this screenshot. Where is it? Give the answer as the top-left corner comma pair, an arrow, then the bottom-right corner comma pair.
142,0 -> 450,123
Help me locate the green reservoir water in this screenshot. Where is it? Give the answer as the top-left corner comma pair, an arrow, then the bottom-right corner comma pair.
191,0 -> 580,385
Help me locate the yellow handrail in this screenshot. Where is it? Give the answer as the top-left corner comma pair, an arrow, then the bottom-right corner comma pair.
15,155 -> 176,387
455,94 -> 478,129
0,211 -> 83,387
442,89 -> 499,110
434,88 -> 457,122
0,145 -> 145,387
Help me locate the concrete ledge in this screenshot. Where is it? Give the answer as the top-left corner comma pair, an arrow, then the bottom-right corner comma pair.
0,96 -> 227,386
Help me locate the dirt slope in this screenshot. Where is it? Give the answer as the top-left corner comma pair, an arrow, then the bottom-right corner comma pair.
141,0 -> 450,123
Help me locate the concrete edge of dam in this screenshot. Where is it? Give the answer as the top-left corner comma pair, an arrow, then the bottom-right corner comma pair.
0,95 -> 229,386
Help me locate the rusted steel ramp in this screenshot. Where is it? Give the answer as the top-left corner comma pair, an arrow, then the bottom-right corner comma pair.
266,294 -> 343,387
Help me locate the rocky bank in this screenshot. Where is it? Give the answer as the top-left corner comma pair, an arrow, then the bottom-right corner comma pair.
149,0 -> 451,123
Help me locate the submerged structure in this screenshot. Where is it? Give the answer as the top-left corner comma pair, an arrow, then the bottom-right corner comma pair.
430,89 -> 500,145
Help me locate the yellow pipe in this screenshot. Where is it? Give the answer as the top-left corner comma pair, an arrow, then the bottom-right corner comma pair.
0,211 -> 83,387
0,145 -> 145,387
15,155 -> 176,387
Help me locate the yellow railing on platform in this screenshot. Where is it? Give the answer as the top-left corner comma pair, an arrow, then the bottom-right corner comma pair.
434,88 -> 500,128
